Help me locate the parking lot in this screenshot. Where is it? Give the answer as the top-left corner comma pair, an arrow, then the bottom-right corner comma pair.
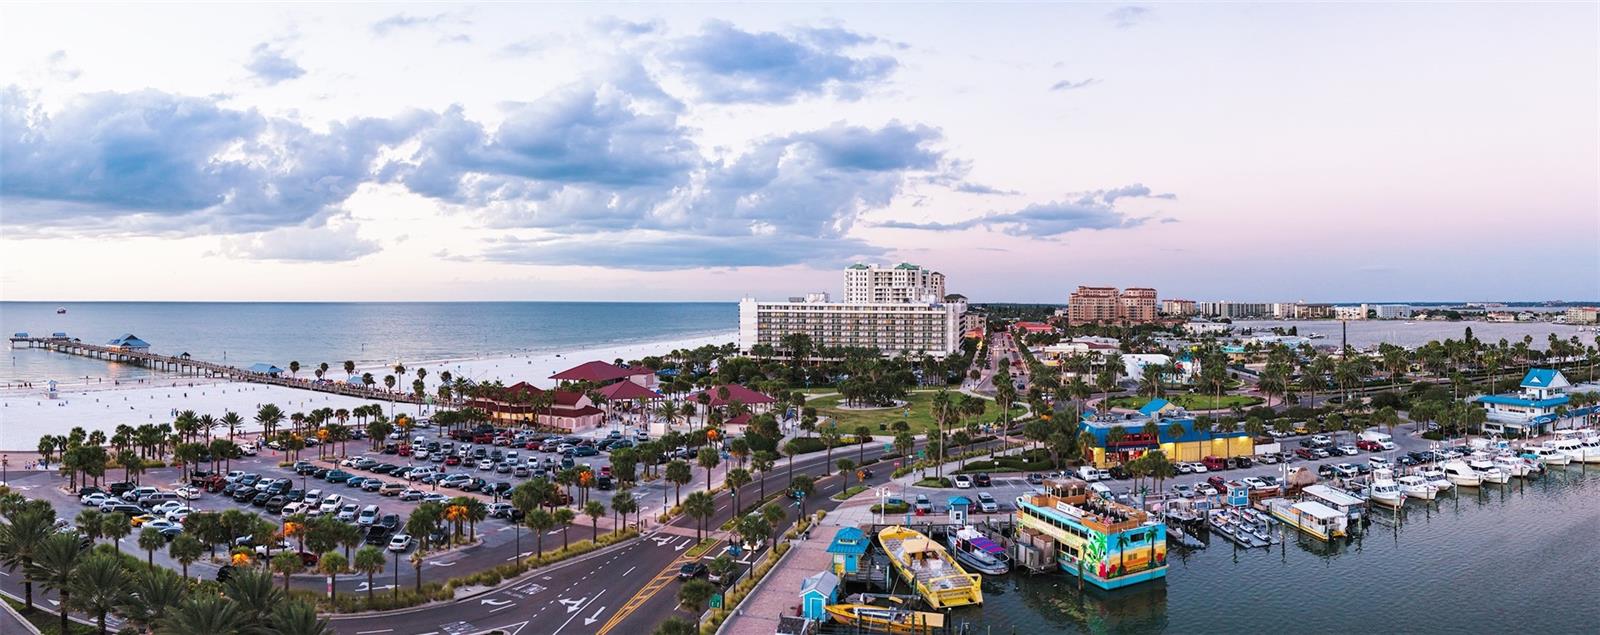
18,424 -> 681,594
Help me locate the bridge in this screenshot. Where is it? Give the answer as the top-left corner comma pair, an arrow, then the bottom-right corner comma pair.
8,334 -> 429,405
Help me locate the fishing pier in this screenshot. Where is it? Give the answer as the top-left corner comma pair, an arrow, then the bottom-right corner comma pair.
9,332 -> 428,404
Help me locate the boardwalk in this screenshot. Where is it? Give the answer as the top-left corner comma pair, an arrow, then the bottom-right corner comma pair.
9,336 -> 430,405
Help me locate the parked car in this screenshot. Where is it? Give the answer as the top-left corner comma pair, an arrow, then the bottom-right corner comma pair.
357,505 -> 380,526
1337,445 -> 1359,456
973,473 -> 992,487
953,475 -> 972,489
387,534 -> 413,552
976,492 -> 1000,513
677,562 -> 708,579
913,494 -> 932,514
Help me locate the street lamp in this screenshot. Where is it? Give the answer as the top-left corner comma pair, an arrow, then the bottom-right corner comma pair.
2,454 -> 8,483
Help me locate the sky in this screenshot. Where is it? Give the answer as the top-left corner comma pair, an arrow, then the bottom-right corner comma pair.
1,3 -> 1596,303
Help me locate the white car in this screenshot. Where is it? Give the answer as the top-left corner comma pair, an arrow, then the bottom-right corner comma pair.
174,487 -> 203,500
1377,440 -> 1397,451
953,475 -> 973,489
282,501 -> 306,516
335,504 -> 359,522
238,444 -> 258,456
143,518 -> 179,533
341,457 -> 361,467
388,534 -> 413,552
1189,462 -> 1209,474
413,450 -> 430,461
167,509 -> 193,523
319,494 -> 345,514
81,492 -> 111,507
151,501 -> 187,516
976,492 -> 1000,513
476,459 -> 495,470
225,471 -> 246,482
1368,456 -> 1390,469
304,489 -> 324,505
1242,477 -> 1270,491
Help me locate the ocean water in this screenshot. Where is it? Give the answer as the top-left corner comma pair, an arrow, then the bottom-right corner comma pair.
1,302 -> 736,384
963,466 -> 1600,634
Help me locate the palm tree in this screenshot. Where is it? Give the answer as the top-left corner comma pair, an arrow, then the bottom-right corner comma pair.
553,508 -> 576,551
222,567 -> 284,624
584,501 -> 606,542
119,568 -> 187,632
726,468 -> 752,515
102,512 -> 131,555
526,509 -> 554,557
29,532 -> 83,634
696,447 -> 721,494
664,460 -> 691,507
354,546 -> 386,606
319,551 -> 348,602
269,600 -> 333,635
0,507 -> 55,611
138,526 -> 166,568
168,533 -> 203,580
683,491 -> 715,541
162,593 -> 247,634
751,451 -> 776,502
70,552 -> 128,635
272,550 -> 305,592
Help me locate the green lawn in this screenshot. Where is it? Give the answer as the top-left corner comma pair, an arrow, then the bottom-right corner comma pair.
811,390 -> 1025,435
1104,393 -> 1264,412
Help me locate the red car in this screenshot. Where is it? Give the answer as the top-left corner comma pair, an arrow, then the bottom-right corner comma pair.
397,444 -> 411,457
444,455 -> 460,466
1356,440 -> 1382,452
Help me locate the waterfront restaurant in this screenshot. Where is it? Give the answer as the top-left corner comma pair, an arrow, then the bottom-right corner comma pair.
1476,368 -> 1594,436
1081,411 -> 1254,466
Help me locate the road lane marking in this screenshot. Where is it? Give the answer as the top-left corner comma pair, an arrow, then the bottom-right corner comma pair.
356,630 -> 394,634
551,589 -> 605,635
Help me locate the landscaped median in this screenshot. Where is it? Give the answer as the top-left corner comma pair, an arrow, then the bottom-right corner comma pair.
889,439 -> 1025,479
830,485 -> 869,501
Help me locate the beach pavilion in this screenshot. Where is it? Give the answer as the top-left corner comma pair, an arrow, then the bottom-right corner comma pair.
684,383 -> 778,428
549,360 -> 659,390
468,382 -> 606,432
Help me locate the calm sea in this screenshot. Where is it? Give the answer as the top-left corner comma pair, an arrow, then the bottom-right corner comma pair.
1230,319 -> 1592,350
1,302 -> 735,384
963,466 -> 1600,634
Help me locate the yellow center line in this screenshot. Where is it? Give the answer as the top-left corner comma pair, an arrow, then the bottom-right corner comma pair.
597,541 -> 724,634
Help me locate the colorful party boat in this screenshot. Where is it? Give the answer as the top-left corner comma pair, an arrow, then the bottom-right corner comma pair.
1013,477 -> 1167,590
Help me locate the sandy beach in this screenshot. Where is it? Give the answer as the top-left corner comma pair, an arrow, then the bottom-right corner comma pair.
0,331 -> 735,451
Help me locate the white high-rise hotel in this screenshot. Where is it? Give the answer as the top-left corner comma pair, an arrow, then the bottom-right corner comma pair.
739,263 -> 967,358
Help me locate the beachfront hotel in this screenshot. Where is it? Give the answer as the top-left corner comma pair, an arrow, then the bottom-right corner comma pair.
738,263 -> 968,358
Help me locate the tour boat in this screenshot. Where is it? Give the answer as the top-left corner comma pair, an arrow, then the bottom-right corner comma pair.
1577,432 -> 1600,464
1468,458 -> 1510,484
1367,470 -> 1406,508
1014,478 -> 1167,589
1523,445 -> 1570,466
825,603 -> 945,633
1266,498 -> 1349,542
1440,461 -> 1482,487
878,526 -> 983,609
944,526 -> 1011,576
1396,474 -> 1439,500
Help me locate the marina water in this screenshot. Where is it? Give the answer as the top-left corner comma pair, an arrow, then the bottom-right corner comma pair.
2,301 -> 736,384
966,466 -> 1600,634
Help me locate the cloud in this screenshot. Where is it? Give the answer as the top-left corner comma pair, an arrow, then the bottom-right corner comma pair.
46,51 -> 82,81
877,184 -> 1175,237
479,233 -> 883,270
668,20 -> 897,104
371,12 -> 451,35
1107,6 -> 1151,29
592,16 -> 661,37
244,43 -> 305,85
953,182 -> 1018,195
1050,78 -> 1098,91
1,85 -> 430,235
217,216 -> 381,261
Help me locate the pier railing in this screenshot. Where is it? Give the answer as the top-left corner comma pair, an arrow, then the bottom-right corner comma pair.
9,336 -> 429,405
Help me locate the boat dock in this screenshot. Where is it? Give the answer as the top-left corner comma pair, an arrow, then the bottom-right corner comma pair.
8,334 -> 428,404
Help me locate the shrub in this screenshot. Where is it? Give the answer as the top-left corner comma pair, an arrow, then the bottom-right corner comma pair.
870,501 -> 910,514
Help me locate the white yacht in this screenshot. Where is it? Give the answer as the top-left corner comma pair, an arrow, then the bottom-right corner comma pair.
1468,458 -> 1510,484
1492,454 -> 1531,478
1396,474 -> 1439,500
1440,461 -> 1482,487
1578,432 -> 1600,464
1523,445 -> 1570,466
1367,470 -> 1406,508
1544,434 -> 1587,464
1419,465 -> 1455,492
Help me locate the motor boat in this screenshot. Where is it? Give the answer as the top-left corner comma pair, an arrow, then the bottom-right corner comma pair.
944,526 -> 1011,576
1522,445 -> 1570,467
1367,470 -> 1406,508
1440,461 -> 1482,487
1467,458 -> 1510,484
1396,475 -> 1438,500
1417,466 -> 1454,492
1578,432 -> 1600,464
1492,454 -> 1532,478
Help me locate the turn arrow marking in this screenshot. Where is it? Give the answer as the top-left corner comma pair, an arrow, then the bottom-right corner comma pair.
481,598 -> 512,607
582,606 -> 607,626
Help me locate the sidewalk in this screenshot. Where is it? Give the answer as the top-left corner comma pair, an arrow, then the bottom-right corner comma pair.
718,531 -> 834,634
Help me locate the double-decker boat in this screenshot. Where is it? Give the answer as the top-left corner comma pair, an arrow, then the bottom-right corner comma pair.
877,526 -> 983,609
1013,478 -> 1167,590
1266,498 -> 1349,541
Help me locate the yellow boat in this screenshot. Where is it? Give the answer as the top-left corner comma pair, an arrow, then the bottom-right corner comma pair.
825,603 -> 946,633
877,525 -> 982,609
